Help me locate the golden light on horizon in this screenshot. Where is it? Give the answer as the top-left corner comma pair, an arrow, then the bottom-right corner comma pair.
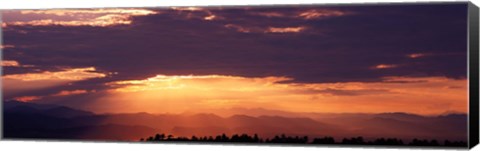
84,74 -> 468,116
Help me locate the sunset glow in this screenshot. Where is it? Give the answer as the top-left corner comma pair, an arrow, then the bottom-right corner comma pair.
51,89 -> 90,97
2,4 -> 469,143
13,96 -> 43,102
90,74 -> 467,115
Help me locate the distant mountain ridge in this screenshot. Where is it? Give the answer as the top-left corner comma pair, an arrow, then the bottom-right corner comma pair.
2,100 -> 467,142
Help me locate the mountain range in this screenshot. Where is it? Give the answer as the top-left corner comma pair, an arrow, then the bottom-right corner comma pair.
2,100 -> 467,142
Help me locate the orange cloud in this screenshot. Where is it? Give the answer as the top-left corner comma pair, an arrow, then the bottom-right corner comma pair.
1,60 -> 34,67
3,67 -> 106,96
203,14 -> 217,21
90,74 -> 466,116
14,96 -> 43,102
52,89 -> 89,97
3,67 -> 106,81
373,64 -> 398,69
12,89 -> 93,102
0,44 -> 15,49
5,9 -> 157,27
1,60 -> 20,67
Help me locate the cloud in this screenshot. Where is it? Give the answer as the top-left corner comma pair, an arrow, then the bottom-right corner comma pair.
372,64 -> 398,69
3,67 -> 106,81
265,26 -> 306,33
407,53 -> 427,58
13,96 -> 43,102
249,9 -> 349,20
169,7 -> 221,21
203,14 -> 217,21
318,88 -> 390,96
91,74 -> 467,115
251,12 -> 286,18
2,67 -> 106,97
3,5 -> 467,84
51,89 -> 89,96
297,9 -> 348,20
3,9 -> 158,27
12,89 -> 93,102
0,44 -> 15,49
106,74 -> 291,92
1,60 -> 20,67
1,60 -> 35,67
224,24 -> 306,33
224,24 -> 253,33
170,7 -> 205,11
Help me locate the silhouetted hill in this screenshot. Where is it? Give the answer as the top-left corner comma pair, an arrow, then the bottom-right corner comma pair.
4,100 -> 57,110
4,100 -> 94,118
3,101 -> 467,142
43,106 -> 94,118
71,124 -> 157,140
3,101 -> 156,141
183,107 -> 467,141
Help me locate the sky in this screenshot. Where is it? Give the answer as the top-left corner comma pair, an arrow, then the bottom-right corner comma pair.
1,3 -> 469,115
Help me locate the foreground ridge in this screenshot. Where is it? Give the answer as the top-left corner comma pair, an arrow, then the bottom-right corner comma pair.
140,133 -> 467,147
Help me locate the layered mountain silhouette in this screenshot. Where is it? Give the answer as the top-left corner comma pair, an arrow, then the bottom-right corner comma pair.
3,100 -> 467,143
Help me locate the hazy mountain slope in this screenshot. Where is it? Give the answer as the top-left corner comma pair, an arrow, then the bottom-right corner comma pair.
2,101 -> 467,141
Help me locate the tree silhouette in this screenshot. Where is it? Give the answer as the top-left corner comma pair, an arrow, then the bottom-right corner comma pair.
140,133 -> 466,147
154,133 -> 165,141
312,136 -> 335,144
444,140 -> 467,147
342,137 -> 365,145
